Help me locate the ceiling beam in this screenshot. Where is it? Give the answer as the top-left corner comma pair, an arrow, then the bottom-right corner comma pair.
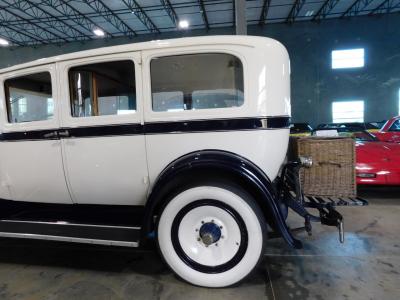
122,0 -> 160,33
369,0 -> 400,15
83,0 -> 137,37
0,26 -> 31,46
312,0 -> 340,21
341,0 -> 375,18
0,3 -> 66,44
0,8 -> 43,46
160,0 -> 179,28
259,0 -> 271,25
25,0 -> 91,40
40,0 -> 112,38
1,0 -> 79,42
286,0 -> 306,23
197,0 -> 209,30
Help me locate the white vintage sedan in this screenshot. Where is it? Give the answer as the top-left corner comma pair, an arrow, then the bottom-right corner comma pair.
0,35 -> 363,287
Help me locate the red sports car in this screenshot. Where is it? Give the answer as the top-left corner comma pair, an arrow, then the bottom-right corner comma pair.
374,116 -> 400,143
355,131 -> 400,185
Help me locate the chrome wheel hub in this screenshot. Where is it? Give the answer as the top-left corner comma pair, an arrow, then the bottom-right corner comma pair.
199,222 -> 221,246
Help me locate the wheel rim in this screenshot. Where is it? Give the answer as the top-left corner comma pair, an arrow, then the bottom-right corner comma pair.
171,199 -> 248,274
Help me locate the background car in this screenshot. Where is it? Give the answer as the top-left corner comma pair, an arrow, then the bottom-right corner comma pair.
290,123 -> 313,136
374,116 -> 400,143
354,131 -> 400,185
316,122 -> 380,133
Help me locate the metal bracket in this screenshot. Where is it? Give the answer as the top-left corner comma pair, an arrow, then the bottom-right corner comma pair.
277,160 -> 354,243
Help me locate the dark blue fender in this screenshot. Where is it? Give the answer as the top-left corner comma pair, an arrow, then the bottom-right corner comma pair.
141,150 -> 302,249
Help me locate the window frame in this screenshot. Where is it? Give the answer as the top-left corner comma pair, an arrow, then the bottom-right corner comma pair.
331,48 -> 365,70
331,100 -> 365,123
143,47 -> 249,122
0,64 -> 59,133
58,52 -> 142,128
149,52 -> 245,113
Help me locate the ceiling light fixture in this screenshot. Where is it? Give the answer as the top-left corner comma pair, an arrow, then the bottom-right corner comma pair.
305,10 -> 314,17
0,38 -> 9,46
178,20 -> 189,29
93,28 -> 105,37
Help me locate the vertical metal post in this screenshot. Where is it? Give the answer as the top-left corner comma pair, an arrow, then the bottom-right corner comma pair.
235,0 -> 247,35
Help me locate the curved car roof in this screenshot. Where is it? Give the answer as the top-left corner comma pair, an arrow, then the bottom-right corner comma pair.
0,35 -> 285,75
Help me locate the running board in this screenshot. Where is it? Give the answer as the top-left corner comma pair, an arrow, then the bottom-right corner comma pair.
0,219 -> 141,247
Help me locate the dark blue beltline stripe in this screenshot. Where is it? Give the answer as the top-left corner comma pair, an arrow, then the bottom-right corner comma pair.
0,116 -> 290,141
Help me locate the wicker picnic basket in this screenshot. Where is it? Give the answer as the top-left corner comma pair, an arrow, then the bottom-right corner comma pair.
289,136 -> 357,198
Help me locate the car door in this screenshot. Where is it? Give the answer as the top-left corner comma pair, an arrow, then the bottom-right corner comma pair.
58,53 -> 148,205
0,65 -> 72,203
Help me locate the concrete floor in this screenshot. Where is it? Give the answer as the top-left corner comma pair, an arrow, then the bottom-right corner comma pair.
0,187 -> 399,300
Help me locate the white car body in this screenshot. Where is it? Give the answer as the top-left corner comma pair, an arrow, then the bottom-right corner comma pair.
0,35 -> 291,206
0,36 -> 296,287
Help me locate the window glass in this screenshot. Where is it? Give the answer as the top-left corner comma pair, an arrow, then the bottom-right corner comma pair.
69,60 -> 136,117
332,100 -> 364,123
152,91 -> 184,112
389,120 -> 400,132
331,48 -> 364,69
151,53 -> 244,112
4,72 -> 53,123
352,131 -> 377,142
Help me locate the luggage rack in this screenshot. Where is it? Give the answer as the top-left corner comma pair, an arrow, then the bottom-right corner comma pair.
278,159 -> 368,243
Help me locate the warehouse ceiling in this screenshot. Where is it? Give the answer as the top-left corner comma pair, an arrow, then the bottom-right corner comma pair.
0,0 -> 399,47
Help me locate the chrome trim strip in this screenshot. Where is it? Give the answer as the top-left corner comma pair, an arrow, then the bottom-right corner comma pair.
0,231 -> 139,247
0,219 -> 141,230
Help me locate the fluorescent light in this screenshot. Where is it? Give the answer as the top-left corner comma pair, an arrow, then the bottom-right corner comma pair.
93,28 -> 105,37
0,38 -> 9,46
179,20 -> 189,29
305,10 -> 314,17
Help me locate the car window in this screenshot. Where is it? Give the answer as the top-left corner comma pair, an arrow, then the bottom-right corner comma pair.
389,120 -> 400,132
69,60 -> 136,118
151,53 -> 244,112
4,72 -> 53,123
352,131 -> 377,141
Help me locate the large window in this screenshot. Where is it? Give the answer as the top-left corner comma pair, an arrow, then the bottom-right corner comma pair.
332,101 -> 364,123
151,53 -> 244,112
4,72 -> 54,123
69,60 -> 136,118
331,48 -> 364,69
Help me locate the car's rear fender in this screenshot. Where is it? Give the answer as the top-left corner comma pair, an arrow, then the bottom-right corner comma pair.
141,149 -> 302,249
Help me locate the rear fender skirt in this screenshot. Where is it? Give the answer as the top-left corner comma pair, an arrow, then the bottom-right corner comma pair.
142,150 -> 302,249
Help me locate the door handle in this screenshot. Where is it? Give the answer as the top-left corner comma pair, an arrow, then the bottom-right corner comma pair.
58,130 -> 70,138
43,131 -> 58,138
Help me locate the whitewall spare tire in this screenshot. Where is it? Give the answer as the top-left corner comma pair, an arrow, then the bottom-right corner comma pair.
157,184 -> 266,287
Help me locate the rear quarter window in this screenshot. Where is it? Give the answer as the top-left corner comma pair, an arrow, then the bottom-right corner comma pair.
150,53 -> 244,112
